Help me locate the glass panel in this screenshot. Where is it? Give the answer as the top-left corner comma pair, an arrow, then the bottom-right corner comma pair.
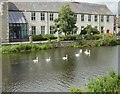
41,26 -> 45,34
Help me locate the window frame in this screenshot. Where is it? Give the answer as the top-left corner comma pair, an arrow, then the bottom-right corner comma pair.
101,15 -> 104,22
101,26 -> 104,33
94,15 -> 98,22
50,26 -> 54,34
107,16 -> 110,22
50,13 -> 54,21
81,14 -> 84,21
41,26 -> 45,34
41,12 -> 45,21
31,26 -> 36,35
31,12 -> 36,21
88,14 -> 91,22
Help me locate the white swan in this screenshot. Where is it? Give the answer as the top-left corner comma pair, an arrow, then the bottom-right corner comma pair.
33,57 -> 38,63
62,55 -> 68,60
84,49 -> 90,56
84,49 -> 88,54
75,53 -> 80,57
79,49 -> 82,54
46,57 -> 51,62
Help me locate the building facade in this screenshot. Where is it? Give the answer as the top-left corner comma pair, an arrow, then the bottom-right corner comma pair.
118,1 -> 120,33
1,1 -> 9,43
1,1 -> 115,42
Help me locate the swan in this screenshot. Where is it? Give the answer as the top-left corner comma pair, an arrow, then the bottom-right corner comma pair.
75,53 -> 80,57
46,57 -> 51,62
84,49 -> 90,56
33,57 -> 38,63
79,49 -> 82,54
62,55 -> 68,60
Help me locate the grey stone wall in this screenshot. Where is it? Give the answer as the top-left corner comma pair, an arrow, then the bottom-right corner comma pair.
1,0 -> 9,43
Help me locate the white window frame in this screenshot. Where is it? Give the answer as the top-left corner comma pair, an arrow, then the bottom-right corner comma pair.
50,13 -> 54,21
31,26 -> 36,35
41,26 -> 45,34
41,13 -> 45,21
31,12 -> 36,21
107,16 -> 109,22
101,15 -> 104,22
50,26 -> 54,34
94,15 -> 98,22
101,26 -> 104,33
81,14 -> 84,21
88,14 -> 91,21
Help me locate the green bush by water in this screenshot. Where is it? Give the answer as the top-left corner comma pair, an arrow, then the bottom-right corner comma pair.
72,34 -> 118,48
2,43 -> 52,53
70,72 -> 120,93
32,34 -> 57,41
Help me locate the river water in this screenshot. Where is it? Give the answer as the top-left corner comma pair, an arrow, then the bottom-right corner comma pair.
2,46 -> 119,92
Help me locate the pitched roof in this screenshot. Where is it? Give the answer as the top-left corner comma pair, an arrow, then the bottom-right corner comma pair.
8,2 -> 113,15
9,12 -> 27,23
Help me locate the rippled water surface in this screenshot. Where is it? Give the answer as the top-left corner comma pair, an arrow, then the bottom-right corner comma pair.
2,46 -> 118,92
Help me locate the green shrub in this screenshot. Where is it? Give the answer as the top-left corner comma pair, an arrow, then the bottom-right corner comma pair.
87,72 -> 120,92
79,40 -> 88,47
63,34 -> 81,41
87,40 -> 103,47
70,72 -> 120,93
117,40 -> 120,45
64,35 -> 76,40
84,34 -> 92,40
43,34 -> 57,40
102,34 -> 117,46
71,43 -> 80,48
32,34 -> 57,41
32,34 -> 46,41
92,34 -> 103,40
117,31 -> 120,36
2,43 -> 53,53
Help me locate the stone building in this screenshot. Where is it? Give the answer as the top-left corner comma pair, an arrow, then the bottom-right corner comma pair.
1,1 -> 115,42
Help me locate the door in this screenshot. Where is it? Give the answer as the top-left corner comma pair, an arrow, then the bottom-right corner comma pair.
9,26 -> 21,42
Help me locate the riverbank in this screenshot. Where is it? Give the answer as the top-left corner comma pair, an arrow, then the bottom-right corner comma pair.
70,72 -> 120,93
1,39 -> 120,53
1,41 -> 75,53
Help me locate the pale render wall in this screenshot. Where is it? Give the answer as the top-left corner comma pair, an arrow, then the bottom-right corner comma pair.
2,1 -> 9,43
23,12 -> 114,35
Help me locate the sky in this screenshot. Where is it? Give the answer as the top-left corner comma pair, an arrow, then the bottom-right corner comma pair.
7,0 -> 120,14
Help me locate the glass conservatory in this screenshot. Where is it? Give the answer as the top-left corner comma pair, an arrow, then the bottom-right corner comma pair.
9,11 -> 28,42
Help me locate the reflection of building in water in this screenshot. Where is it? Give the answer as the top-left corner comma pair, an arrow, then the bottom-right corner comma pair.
1,1 -> 115,43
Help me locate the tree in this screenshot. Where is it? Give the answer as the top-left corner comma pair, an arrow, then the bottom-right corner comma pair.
53,4 -> 78,35
80,25 -> 100,35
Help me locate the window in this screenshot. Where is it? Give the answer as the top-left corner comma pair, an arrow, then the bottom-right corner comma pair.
101,26 -> 104,33
94,15 -> 98,22
81,14 -> 84,21
101,15 -> 104,22
50,13 -> 54,21
107,16 -> 109,22
107,30 -> 109,33
50,26 -> 54,34
31,26 -> 36,35
41,26 -> 45,34
88,15 -> 91,21
41,13 -> 45,21
31,12 -> 36,20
